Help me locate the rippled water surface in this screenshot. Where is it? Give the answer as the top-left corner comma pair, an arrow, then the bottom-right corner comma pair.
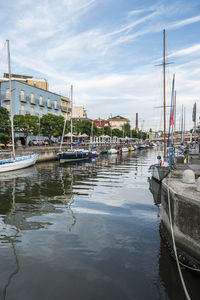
0,150 -> 199,300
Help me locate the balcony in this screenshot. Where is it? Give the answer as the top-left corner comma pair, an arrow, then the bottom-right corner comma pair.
30,100 -> 36,105
61,105 -> 68,112
47,103 -> 52,108
1,94 -> 10,102
19,95 -> 27,103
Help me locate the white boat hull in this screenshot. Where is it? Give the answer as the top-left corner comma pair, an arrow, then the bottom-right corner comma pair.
0,154 -> 39,173
107,148 -> 118,154
121,148 -> 129,152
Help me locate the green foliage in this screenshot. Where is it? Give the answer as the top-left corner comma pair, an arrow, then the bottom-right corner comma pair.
137,130 -> 147,140
71,120 -> 98,137
112,128 -> 123,137
40,114 -> 64,142
104,126 -> 111,136
14,115 -> 40,145
0,107 -> 11,146
131,130 -> 138,138
73,120 -> 92,136
123,123 -> 131,137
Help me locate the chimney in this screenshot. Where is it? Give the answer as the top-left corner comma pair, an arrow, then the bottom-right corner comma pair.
136,113 -> 139,133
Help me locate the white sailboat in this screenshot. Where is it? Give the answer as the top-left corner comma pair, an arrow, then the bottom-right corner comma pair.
107,121 -> 118,154
0,40 -> 38,173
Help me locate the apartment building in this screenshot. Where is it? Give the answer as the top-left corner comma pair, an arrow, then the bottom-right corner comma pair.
108,115 -> 130,130
0,80 -> 61,118
0,73 -> 48,90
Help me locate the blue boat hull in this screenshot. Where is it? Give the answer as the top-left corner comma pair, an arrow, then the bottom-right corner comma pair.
58,151 -> 88,162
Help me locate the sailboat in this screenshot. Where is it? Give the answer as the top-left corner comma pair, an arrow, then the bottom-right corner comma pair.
149,29 -> 170,181
57,85 -> 88,163
0,40 -> 38,173
107,124 -> 118,154
88,121 -> 99,158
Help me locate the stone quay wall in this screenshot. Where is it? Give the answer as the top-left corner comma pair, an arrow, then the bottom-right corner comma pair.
160,176 -> 200,271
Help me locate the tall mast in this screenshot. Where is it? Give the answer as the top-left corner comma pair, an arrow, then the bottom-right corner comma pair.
7,40 -> 15,158
163,29 -> 166,158
70,84 -> 73,150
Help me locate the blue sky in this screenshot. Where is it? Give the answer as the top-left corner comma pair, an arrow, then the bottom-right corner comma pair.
0,0 -> 200,130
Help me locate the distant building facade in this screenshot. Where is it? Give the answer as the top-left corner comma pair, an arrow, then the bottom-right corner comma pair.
108,115 -> 130,130
0,73 -> 48,90
93,118 -> 111,128
72,105 -> 87,119
0,80 -> 65,118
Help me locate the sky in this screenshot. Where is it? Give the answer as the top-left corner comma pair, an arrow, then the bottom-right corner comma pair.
0,0 -> 200,131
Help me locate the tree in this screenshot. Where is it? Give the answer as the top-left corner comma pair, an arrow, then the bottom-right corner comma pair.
14,115 -> 40,145
104,126 -> 111,136
123,123 -> 131,137
0,107 -> 11,146
40,114 -> 64,143
131,129 -> 138,138
112,128 -> 123,137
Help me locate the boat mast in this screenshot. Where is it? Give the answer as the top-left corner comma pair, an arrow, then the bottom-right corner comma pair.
163,29 -> 166,158
7,40 -> 15,158
70,84 -> 73,151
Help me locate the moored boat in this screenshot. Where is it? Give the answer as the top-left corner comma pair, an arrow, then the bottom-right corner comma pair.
0,40 -> 38,173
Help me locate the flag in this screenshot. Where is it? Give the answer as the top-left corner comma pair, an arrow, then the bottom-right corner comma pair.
192,102 -> 196,122
169,107 -> 174,126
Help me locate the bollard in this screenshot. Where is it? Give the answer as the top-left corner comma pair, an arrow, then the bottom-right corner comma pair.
197,177 -> 200,192
182,170 -> 195,184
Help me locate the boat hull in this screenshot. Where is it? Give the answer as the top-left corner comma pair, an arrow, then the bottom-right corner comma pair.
0,154 -> 39,173
149,164 -> 169,182
58,151 -> 88,163
107,149 -> 118,154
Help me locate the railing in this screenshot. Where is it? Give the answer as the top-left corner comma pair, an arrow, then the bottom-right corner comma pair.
30,100 -> 36,105
19,95 -> 27,103
1,94 -> 10,101
61,105 -> 68,112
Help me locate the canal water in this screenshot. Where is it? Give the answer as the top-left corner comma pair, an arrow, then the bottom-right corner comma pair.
0,150 -> 199,300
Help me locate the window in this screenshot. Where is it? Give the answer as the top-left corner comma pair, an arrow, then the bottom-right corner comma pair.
21,105 -> 25,115
54,111 -> 57,116
39,96 -> 43,105
40,108 -> 43,118
48,110 -> 51,115
31,106 -> 34,116
6,88 -> 10,100
20,90 -> 25,101
47,98 -> 51,107
30,93 -> 34,104
54,100 -> 57,109
6,104 -> 10,113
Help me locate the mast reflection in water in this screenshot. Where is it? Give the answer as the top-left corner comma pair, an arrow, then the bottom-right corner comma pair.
0,150 -> 199,300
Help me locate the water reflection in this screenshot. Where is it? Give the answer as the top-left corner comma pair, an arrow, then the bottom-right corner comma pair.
0,151 -> 199,300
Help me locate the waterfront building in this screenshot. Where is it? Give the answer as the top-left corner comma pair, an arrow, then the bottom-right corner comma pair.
0,80 -> 62,118
0,73 -> 48,90
60,95 -> 71,120
108,115 -> 130,130
72,105 -> 87,119
93,118 -> 111,128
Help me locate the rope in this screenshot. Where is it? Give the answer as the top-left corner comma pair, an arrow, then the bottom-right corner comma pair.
167,174 -> 191,300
